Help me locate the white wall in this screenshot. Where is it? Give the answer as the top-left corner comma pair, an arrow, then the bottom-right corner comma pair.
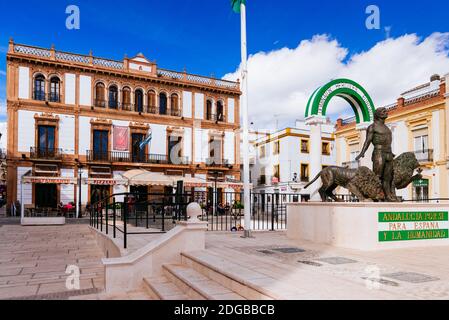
80,169 -> 88,205
183,91 -> 192,118
59,115 -> 75,154
393,121 -> 408,156
194,93 -> 204,120
18,110 -> 35,153
201,129 -> 209,161
194,129 -> 202,163
61,169 -> 75,203
79,75 -> 92,106
113,171 -> 127,202
183,128 -> 192,161
65,73 -> 76,105
224,131 -> 235,164
18,67 -> 30,99
150,124 -> 167,155
17,167 -> 32,205
432,111 -> 440,161
78,116 -> 91,156
228,98 -> 235,123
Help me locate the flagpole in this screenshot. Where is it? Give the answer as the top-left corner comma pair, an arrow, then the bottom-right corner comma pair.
240,2 -> 252,238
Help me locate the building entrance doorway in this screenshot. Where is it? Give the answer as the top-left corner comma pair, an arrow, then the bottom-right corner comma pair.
413,179 -> 429,202
91,185 -> 110,205
35,184 -> 57,208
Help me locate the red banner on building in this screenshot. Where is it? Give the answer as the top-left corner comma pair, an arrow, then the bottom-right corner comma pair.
113,126 -> 129,151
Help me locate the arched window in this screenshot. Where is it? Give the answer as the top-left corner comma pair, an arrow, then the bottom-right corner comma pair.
108,85 -> 118,109
159,93 -> 168,115
216,101 -> 224,122
206,100 -> 213,120
147,90 -> 157,114
122,87 -> 131,111
49,77 -> 61,102
95,83 -> 106,107
170,94 -> 180,117
34,74 -> 46,101
135,89 -> 144,113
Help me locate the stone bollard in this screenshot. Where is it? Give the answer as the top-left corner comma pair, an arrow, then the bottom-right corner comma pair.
187,202 -> 203,222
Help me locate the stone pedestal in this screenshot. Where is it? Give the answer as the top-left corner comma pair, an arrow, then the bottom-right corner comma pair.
287,202 -> 449,251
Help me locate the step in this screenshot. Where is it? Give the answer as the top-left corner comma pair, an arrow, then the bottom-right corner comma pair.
143,276 -> 190,300
70,289 -> 153,300
181,251 -> 297,300
162,264 -> 246,300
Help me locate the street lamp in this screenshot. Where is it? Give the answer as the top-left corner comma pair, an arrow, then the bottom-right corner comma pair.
75,159 -> 83,219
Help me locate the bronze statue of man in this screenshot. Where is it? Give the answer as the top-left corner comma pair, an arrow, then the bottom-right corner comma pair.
356,107 -> 398,202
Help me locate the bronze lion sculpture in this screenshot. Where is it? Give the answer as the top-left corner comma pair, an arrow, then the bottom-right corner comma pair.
304,152 -> 422,202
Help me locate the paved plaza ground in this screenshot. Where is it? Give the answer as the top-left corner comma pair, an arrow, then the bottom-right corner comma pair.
0,223 -> 105,300
2,221 -> 449,300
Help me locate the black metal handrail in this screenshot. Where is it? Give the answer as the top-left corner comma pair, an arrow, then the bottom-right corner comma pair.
89,192 -> 191,249
89,190 -> 296,248
30,147 -> 64,160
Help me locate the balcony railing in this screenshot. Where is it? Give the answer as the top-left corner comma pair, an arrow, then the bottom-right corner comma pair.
170,109 -> 181,117
206,114 -> 226,122
33,92 -> 61,103
94,99 -> 107,108
415,149 -> 434,163
87,150 -> 191,165
205,158 -> 231,168
30,147 -> 63,161
147,106 -> 158,114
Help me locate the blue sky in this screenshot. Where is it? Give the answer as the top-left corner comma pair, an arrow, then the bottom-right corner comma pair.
0,0 -> 448,124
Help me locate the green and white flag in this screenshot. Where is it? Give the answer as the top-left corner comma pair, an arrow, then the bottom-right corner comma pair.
231,0 -> 246,13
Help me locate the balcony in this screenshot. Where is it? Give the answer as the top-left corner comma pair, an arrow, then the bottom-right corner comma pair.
86,151 -> 191,165
415,149 -> 434,164
30,147 -> 63,161
205,158 -> 231,168
170,109 -> 181,117
147,106 -> 158,114
33,92 -> 61,103
206,114 -> 226,123
94,99 -> 107,108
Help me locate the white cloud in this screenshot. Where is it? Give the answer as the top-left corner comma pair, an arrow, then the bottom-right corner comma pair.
0,70 -> 5,77
224,33 -> 449,129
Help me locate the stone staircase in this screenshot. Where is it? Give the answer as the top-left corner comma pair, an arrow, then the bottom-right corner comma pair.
142,250 -> 279,300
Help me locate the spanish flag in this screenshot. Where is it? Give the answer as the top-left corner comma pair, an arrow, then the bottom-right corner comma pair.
231,0 -> 246,13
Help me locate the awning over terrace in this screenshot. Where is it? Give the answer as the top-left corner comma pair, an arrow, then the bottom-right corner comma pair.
120,170 -> 211,187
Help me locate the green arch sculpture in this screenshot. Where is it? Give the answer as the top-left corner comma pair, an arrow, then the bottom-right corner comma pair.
305,79 -> 376,125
